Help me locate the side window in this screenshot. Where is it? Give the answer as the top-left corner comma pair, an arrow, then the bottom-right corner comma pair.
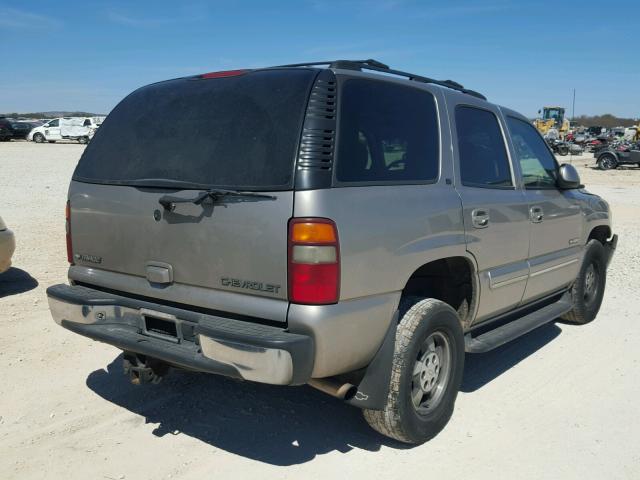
48,119 -> 59,127
336,79 -> 439,183
507,117 -> 558,188
83,119 -> 91,127
455,106 -> 513,188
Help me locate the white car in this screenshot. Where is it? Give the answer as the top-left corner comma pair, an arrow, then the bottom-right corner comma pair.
0,216 -> 15,274
28,117 -> 100,144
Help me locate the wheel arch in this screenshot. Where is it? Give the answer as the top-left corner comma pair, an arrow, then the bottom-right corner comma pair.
597,151 -> 618,162
588,225 -> 612,245
399,255 -> 478,330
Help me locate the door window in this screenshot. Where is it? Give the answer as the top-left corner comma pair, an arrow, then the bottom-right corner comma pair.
48,119 -> 59,127
507,117 -> 558,188
455,106 -> 513,188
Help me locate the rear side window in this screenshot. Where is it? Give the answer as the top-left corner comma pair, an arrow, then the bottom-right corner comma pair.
74,69 -> 317,190
455,106 -> 512,188
336,79 -> 439,184
507,116 -> 558,188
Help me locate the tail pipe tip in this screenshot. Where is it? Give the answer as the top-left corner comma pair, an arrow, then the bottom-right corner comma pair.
307,378 -> 357,401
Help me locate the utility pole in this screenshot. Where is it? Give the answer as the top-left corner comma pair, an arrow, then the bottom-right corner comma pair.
571,88 -> 576,123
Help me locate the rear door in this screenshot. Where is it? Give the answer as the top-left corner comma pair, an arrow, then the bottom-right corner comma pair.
450,102 -> 530,322
68,69 -> 318,322
505,116 -> 582,303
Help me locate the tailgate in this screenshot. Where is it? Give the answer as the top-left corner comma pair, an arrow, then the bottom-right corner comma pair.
69,181 -> 292,303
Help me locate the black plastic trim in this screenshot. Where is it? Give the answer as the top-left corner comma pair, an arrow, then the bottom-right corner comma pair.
294,69 -> 337,190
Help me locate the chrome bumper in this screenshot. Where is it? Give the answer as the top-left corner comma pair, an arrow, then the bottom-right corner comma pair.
47,284 -> 313,385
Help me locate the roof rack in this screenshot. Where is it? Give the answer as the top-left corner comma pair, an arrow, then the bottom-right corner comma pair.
275,59 -> 486,100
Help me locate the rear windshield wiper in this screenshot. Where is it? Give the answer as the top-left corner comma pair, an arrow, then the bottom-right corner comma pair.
158,189 -> 276,211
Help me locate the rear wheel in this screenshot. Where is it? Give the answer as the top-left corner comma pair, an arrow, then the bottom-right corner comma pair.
363,298 -> 465,444
78,136 -> 88,144
558,145 -> 569,156
598,154 -> 617,170
561,240 -> 606,324
33,133 -> 45,143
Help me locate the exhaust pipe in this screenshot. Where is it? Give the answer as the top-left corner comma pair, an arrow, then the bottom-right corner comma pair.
308,378 -> 357,400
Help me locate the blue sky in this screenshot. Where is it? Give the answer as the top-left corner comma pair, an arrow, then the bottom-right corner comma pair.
1,0 -> 638,118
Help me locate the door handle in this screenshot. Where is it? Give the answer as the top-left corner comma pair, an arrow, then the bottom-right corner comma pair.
471,209 -> 490,228
530,206 -> 544,223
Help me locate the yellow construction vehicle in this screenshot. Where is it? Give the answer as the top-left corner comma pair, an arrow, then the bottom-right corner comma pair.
534,106 -> 570,137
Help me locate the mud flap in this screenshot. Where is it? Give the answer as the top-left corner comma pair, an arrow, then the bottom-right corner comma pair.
345,311 -> 399,410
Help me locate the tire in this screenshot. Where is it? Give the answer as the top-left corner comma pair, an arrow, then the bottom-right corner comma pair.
558,145 -> 569,156
33,133 -> 45,143
561,240 -> 607,325
363,298 -> 465,444
598,154 -> 617,170
78,136 -> 88,144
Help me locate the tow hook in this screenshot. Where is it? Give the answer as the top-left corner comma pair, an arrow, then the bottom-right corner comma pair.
123,352 -> 169,385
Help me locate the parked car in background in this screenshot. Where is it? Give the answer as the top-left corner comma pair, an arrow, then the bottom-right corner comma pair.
8,121 -> 33,140
0,118 -> 12,141
596,142 -> 640,169
587,126 -> 604,136
0,118 -> 22,141
0,216 -> 16,274
28,117 -> 96,144
47,59 -> 616,444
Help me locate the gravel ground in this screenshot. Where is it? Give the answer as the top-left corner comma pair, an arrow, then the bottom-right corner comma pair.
1,142 -> 639,480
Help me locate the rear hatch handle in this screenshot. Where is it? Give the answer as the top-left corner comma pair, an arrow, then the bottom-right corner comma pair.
158,189 -> 276,211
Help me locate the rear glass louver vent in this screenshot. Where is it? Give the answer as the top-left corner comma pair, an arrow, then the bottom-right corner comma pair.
294,70 -> 337,190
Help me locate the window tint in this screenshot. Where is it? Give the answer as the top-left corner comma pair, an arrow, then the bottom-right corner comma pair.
507,116 -> 558,188
73,69 -> 316,190
336,79 -> 439,183
48,119 -> 59,127
455,106 -> 512,188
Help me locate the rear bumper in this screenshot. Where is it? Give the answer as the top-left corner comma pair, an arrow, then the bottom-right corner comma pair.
46,284 -> 314,385
0,228 -> 16,273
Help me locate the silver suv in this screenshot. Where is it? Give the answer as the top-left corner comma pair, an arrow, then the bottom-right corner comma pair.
47,59 -> 617,444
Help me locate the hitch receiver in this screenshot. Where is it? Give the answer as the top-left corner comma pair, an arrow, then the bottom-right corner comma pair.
123,352 -> 170,385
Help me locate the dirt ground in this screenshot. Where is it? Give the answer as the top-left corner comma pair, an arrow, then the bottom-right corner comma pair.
1,142 -> 639,480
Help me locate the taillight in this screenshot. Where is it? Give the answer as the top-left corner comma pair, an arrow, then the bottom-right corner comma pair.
288,218 -> 340,305
65,201 -> 73,264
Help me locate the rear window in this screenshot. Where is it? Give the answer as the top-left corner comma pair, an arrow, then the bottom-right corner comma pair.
74,69 -> 317,190
335,79 -> 439,184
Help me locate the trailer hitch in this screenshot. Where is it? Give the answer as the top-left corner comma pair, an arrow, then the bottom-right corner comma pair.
123,352 -> 170,385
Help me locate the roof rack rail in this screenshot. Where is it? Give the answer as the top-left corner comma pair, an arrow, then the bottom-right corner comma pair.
274,59 -> 486,100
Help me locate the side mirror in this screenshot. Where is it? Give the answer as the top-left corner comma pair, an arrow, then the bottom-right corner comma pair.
557,163 -> 581,189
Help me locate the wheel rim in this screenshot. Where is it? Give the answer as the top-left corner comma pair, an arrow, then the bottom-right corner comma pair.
583,262 -> 600,306
411,331 -> 451,413
602,156 -> 614,169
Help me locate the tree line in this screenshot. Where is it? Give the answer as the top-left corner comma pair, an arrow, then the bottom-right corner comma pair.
573,114 -> 637,128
